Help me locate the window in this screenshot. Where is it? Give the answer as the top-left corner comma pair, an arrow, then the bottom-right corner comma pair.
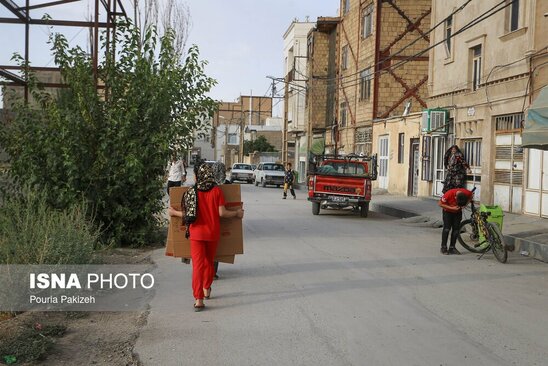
421,135 -> 432,181
507,0 -> 519,32
359,67 -> 372,101
398,133 -> 405,164
495,113 -> 523,131
462,139 -> 482,168
471,45 -> 482,91
362,5 -> 374,38
343,0 -> 350,15
228,133 -> 237,144
444,15 -> 453,56
342,45 -> 349,70
307,35 -> 313,58
340,102 -> 347,127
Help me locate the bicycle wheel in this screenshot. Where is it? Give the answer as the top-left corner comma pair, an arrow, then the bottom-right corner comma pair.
458,219 -> 489,253
488,222 -> 507,263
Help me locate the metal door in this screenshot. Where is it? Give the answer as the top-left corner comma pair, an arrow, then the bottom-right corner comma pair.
408,139 -> 419,196
432,136 -> 446,196
493,114 -> 523,213
524,148 -> 548,217
378,135 -> 389,189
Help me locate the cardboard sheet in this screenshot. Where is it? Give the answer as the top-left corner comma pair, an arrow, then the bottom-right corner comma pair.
165,185 -> 243,263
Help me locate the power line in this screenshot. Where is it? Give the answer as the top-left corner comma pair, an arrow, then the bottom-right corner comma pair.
313,0 -> 511,91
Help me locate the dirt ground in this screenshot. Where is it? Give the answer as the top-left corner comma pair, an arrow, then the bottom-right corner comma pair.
0,247 -> 158,366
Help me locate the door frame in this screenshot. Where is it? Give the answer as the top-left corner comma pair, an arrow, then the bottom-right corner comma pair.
408,138 -> 420,196
378,135 -> 389,189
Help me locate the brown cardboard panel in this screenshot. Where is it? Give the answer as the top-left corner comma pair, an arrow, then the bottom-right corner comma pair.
167,185 -> 243,259
179,255 -> 235,264
214,255 -> 235,264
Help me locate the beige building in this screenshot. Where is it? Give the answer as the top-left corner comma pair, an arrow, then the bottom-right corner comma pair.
283,20 -> 315,182
424,0 -> 547,217
335,0 -> 431,159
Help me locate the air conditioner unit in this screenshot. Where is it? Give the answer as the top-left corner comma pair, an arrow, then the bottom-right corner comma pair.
421,109 -> 448,134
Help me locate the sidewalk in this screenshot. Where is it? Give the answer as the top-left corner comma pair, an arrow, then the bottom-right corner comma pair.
370,191 -> 548,263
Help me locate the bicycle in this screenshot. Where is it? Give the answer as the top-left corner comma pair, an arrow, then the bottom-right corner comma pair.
457,188 -> 508,263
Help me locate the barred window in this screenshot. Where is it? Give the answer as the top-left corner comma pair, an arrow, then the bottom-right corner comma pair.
342,45 -> 349,70
359,67 -> 372,101
340,102 -> 347,127
495,113 -> 523,131
362,5 -> 374,38
462,139 -> 482,167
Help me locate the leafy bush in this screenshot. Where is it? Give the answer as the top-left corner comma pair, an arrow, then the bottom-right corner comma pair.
0,23 -> 217,245
0,187 -> 99,265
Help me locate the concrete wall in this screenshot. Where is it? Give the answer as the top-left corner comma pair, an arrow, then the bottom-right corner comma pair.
427,0 -> 542,206
372,113 -> 422,195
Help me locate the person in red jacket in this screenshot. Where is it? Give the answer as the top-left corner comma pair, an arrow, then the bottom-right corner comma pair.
168,163 -> 244,311
438,188 -> 474,255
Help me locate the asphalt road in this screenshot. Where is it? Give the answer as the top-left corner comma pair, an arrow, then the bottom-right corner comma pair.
135,183 -> 548,366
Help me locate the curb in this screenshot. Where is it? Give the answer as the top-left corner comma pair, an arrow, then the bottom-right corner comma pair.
505,231 -> 548,263
369,202 -> 419,219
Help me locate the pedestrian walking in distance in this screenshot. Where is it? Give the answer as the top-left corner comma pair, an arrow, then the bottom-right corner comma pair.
166,153 -> 185,195
438,188 -> 474,255
168,162 -> 244,311
283,162 -> 296,199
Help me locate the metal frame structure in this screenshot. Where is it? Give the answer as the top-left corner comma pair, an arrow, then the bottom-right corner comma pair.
0,0 -> 129,102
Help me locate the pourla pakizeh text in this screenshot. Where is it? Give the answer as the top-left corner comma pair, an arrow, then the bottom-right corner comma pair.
29,273 -> 155,290
29,295 -> 97,304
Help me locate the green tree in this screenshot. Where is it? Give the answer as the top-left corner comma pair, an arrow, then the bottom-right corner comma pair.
0,23 -> 217,245
243,135 -> 276,155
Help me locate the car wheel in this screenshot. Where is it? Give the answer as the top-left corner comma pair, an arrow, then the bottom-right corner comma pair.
248,180 -> 253,184
312,202 -> 320,215
360,202 -> 369,218
261,179 -> 266,187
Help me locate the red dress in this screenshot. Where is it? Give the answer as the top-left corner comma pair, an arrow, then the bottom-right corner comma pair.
189,186 -> 225,300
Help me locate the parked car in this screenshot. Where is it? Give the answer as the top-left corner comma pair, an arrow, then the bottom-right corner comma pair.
254,162 -> 285,187
230,163 -> 254,183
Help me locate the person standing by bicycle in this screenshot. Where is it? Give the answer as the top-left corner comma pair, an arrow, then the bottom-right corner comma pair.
438,188 -> 474,255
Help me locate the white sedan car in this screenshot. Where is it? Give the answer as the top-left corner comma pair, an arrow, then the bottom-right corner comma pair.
230,163 -> 255,184
254,162 -> 285,187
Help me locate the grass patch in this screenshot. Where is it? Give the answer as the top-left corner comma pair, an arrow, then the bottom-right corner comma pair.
0,186 -> 100,265
0,322 -> 66,364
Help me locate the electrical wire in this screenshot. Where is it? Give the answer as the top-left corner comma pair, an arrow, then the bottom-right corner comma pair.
312,0 -> 512,92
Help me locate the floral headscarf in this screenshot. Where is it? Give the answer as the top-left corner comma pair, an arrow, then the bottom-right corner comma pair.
182,162 -> 217,238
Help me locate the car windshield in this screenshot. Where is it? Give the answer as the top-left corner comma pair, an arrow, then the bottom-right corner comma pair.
233,164 -> 252,170
264,164 -> 284,171
317,162 -> 368,176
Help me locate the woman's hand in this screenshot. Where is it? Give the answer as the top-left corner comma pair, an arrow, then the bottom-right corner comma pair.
168,206 -> 183,218
237,209 -> 244,219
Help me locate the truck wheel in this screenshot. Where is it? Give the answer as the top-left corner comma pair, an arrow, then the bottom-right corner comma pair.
312,202 -> 320,215
360,202 -> 369,218
261,179 -> 266,187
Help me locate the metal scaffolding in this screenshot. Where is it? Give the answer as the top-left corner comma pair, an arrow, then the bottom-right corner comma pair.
0,0 -> 129,101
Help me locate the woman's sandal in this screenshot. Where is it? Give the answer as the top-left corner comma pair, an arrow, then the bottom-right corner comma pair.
194,303 -> 205,312
204,287 -> 212,299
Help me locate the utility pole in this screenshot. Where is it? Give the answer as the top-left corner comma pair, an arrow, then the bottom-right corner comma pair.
239,114 -> 244,162
283,76 -> 289,164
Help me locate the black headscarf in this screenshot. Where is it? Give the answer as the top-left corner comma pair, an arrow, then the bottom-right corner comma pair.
444,145 -> 464,169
